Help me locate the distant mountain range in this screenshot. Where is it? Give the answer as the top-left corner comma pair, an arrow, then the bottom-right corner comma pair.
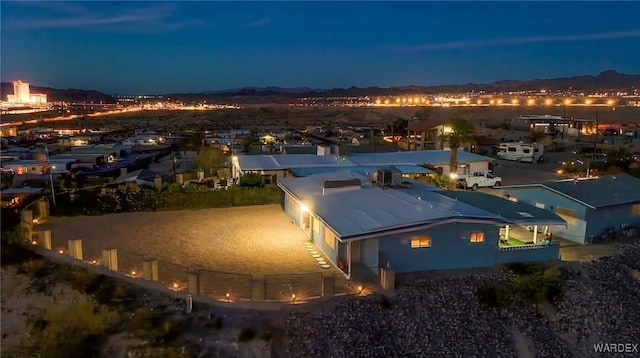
2,70 -> 638,104
202,86 -> 322,95
198,70 -> 639,98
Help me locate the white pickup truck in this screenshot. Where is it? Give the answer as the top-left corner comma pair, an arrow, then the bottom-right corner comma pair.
457,172 -> 502,190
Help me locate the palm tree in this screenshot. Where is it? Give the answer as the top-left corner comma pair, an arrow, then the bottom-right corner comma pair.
441,116 -> 475,186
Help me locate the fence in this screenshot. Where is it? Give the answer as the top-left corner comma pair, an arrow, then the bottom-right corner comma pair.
198,269 -> 253,301
22,210 -> 355,303
496,243 -> 560,264
264,273 -> 324,301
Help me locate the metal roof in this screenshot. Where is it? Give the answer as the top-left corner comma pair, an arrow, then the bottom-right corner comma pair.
346,150 -> 493,166
278,171 -> 506,241
237,150 -> 491,172
2,160 -> 49,165
115,169 -> 159,183
236,154 -> 353,171
500,174 -> 640,209
437,191 -> 567,226
0,188 -> 44,195
273,154 -> 352,168
288,165 -> 433,177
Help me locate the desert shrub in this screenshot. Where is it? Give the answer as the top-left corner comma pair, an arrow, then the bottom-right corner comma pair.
18,258 -> 52,277
259,323 -> 273,341
158,317 -> 188,343
53,265 -> 99,293
477,283 -> 511,308
1,226 -> 40,266
131,307 -> 152,330
214,317 -> 224,330
93,280 -> 132,305
378,295 -> 392,310
505,262 -> 533,276
542,267 -> 563,302
239,327 -> 256,342
513,266 -> 564,306
27,301 -> 118,357
203,315 -> 225,330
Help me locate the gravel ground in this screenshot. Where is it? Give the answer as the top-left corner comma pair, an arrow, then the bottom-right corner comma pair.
37,205 -> 348,300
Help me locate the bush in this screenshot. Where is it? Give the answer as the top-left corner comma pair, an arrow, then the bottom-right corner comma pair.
477,283 -> 511,308
505,262 -> 533,276
259,324 -> 273,341
513,265 -> 565,306
27,301 -> 118,357
378,295 -> 392,310
93,280 -> 131,305
239,173 -> 262,187
53,265 -> 99,293
238,328 -> 256,342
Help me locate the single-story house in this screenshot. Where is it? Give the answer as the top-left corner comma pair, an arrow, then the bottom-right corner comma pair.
492,174 -> 640,244
232,150 -> 494,184
277,169 -> 563,277
2,160 -> 51,175
232,154 -> 355,184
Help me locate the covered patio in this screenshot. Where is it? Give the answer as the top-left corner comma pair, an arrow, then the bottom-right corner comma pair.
437,191 -> 567,246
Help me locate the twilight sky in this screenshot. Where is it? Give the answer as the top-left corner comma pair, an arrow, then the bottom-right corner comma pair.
2,1 -> 640,95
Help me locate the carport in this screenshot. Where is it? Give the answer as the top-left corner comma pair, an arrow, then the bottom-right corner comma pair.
438,191 -> 567,245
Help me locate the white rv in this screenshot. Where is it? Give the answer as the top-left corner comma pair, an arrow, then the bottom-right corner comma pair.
497,142 -> 544,163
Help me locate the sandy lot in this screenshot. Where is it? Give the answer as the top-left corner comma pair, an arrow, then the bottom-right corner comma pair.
37,205 -> 340,278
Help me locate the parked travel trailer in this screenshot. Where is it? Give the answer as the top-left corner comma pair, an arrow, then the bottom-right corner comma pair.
497,142 -> 544,163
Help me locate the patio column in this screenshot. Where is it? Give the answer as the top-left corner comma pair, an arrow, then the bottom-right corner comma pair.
347,241 -> 352,280
533,225 -> 538,244
505,225 -> 510,241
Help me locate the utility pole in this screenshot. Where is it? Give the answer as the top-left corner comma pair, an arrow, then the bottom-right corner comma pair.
588,107 -> 599,178
43,141 -> 56,206
370,127 -> 376,153
173,151 -> 177,177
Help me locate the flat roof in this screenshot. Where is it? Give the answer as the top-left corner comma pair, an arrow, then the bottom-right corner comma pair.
236,154 -> 354,171
346,150 -> 493,166
288,165 -> 433,177
237,150 -> 491,172
2,160 -> 49,165
0,188 -> 44,195
437,191 -> 566,226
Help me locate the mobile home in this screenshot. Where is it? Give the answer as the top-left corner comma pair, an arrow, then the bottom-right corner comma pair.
497,142 -> 544,163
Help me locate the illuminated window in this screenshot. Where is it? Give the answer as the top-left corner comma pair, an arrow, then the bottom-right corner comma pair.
410,236 -> 431,248
324,229 -> 335,249
632,204 -> 640,217
470,232 -> 485,243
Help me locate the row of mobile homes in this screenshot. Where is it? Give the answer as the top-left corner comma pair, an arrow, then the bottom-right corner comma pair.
122,134 -> 164,146
497,142 -> 544,163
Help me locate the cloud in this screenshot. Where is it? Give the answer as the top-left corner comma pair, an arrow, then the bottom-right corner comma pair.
4,3 -> 195,32
242,16 -> 270,28
386,30 -> 640,52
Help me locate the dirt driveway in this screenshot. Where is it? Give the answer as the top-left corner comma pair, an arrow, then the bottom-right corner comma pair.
37,205 -> 339,278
